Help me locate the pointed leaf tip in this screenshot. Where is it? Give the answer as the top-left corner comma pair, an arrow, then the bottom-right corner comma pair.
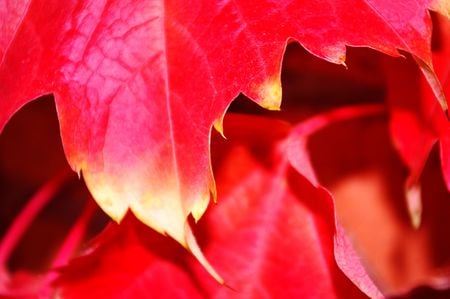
213,115 -> 226,139
85,177 -> 128,224
190,189 -> 212,222
257,77 -> 282,111
406,185 -> 423,229
185,224 -> 224,285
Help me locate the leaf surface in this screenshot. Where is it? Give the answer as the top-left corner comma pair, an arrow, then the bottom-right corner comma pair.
385,15 -> 450,196
57,114 -> 372,298
0,0 -> 440,253
55,216 -> 204,299
288,106 -> 450,295
284,105 -> 385,298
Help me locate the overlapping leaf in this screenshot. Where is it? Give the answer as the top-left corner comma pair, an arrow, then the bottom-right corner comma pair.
56,114 -> 374,298
383,15 -> 450,226
287,105 -> 450,295
0,1 -> 446,280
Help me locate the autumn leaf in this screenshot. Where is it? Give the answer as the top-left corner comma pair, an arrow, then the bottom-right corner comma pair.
383,15 -> 450,226
54,215 -> 203,299
0,1 -> 446,281
2,71 -> 449,298
284,105 -> 386,297
55,114 -> 376,298
291,106 -> 450,295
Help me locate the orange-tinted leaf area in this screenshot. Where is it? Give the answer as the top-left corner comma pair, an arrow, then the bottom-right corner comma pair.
1,1 -> 450,299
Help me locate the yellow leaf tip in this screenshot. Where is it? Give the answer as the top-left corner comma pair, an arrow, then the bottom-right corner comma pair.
258,77 -> 282,111
190,189 -> 212,222
87,182 -> 128,223
210,180 -> 218,203
100,202 -> 128,224
406,185 -> 422,229
213,116 -> 226,138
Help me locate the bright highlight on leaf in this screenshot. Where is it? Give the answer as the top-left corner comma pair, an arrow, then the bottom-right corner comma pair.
255,77 -> 282,111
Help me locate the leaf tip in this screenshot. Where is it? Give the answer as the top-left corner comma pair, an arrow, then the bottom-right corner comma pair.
257,77 -> 282,111
213,115 -> 226,139
85,176 -> 128,223
406,184 -> 422,229
190,191 -> 211,222
185,224 -> 224,285
209,179 -> 218,204
191,178 -> 217,222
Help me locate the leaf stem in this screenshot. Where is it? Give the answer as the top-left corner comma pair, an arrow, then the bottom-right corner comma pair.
0,170 -> 72,268
47,200 -> 96,280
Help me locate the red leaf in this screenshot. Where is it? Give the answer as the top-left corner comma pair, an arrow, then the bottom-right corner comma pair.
0,1 -> 442,275
0,0 -> 438,222
384,15 -> 450,226
296,109 -> 450,295
56,216 -> 203,299
56,114 -> 373,298
284,105 -> 385,298
194,149 -> 370,299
